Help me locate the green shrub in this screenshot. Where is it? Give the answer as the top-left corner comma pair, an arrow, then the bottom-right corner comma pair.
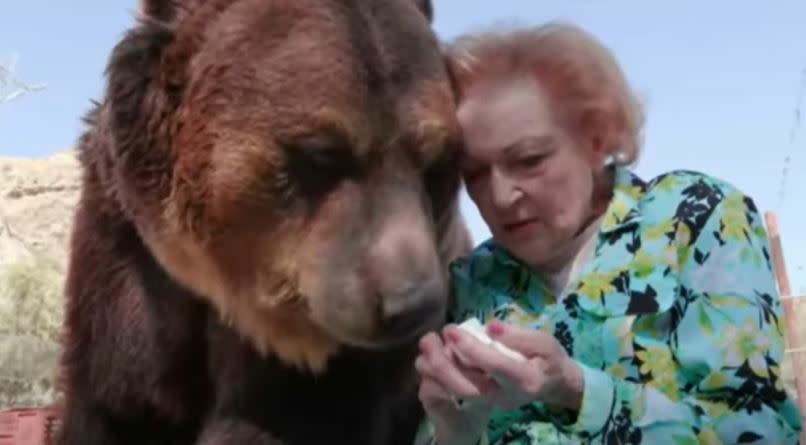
0,252 -> 65,409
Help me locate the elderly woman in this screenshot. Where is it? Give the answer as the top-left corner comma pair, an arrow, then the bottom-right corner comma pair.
413,22 -> 802,445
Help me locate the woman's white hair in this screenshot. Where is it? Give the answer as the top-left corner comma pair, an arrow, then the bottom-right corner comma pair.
444,21 -> 645,165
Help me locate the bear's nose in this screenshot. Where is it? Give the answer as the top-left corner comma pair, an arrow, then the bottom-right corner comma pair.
380,277 -> 446,339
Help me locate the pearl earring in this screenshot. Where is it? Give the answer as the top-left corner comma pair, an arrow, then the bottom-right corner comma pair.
603,151 -> 628,167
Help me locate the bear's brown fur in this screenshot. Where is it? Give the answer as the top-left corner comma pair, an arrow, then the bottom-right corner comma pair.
55,1 -> 472,444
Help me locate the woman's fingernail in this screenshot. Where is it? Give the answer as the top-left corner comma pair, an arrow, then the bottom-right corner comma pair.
445,329 -> 461,344
488,320 -> 505,337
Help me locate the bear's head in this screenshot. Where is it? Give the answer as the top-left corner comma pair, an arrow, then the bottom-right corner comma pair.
98,0 -> 470,372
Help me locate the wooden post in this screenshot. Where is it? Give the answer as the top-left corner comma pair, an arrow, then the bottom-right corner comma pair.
764,211 -> 806,441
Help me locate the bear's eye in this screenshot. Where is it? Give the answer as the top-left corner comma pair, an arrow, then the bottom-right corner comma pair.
281,133 -> 359,204
423,147 -> 460,218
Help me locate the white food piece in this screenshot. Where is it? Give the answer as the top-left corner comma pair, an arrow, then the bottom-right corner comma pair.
456,317 -> 527,363
457,318 -> 493,345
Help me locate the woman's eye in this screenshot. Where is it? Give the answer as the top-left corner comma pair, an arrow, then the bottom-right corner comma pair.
519,154 -> 546,168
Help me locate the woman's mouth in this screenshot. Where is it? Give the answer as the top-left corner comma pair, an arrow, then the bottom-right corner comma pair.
502,218 -> 540,239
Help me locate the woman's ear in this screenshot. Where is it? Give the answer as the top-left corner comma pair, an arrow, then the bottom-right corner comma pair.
577,108 -> 615,168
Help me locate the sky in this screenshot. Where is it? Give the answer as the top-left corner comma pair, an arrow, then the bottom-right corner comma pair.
1,0 -> 804,294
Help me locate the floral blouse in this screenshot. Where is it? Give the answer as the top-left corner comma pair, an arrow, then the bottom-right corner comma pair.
415,167 -> 802,445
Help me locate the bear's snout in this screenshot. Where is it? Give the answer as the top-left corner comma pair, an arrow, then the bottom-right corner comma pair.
378,275 -> 446,340
365,208 -> 447,340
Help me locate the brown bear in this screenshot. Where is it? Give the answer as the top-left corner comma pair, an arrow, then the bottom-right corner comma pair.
55,1 -> 471,444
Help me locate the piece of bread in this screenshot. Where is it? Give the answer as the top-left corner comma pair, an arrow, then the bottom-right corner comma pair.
455,318 -> 527,363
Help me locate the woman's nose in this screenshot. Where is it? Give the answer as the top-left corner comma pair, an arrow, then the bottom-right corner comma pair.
489,169 -> 521,209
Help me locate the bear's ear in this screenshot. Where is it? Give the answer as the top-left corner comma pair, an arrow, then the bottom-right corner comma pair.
138,0 -> 221,24
412,0 -> 433,23
138,0 -> 178,22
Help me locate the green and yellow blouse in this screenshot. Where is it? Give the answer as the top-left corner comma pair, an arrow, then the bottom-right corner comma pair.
417,167 -> 802,445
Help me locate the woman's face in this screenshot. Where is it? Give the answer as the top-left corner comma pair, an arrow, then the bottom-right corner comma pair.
457,77 -> 602,270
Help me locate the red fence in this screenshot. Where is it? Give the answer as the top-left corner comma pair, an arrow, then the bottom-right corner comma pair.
765,212 -> 805,444
0,406 -> 61,445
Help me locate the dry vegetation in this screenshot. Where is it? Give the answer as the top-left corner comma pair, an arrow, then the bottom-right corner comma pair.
0,252 -> 64,409
0,150 -> 77,409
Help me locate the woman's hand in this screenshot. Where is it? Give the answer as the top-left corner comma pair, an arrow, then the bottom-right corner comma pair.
444,320 -> 584,412
414,332 -> 496,445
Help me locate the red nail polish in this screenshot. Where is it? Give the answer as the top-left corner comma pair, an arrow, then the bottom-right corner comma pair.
488,320 -> 505,337
445,329 -> 461,344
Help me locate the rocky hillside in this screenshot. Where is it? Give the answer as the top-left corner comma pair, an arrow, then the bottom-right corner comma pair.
0,150 -> 80,409
0,150 -> 80,268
